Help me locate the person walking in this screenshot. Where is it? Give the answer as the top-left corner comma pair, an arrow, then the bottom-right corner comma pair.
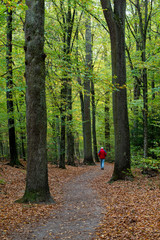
98,147 -> 107,170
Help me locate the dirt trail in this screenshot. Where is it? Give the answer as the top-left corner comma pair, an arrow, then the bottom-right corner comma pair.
10,164 -> 112,240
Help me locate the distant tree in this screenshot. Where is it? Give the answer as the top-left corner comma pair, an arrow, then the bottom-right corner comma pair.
75,24 -> 86,160
6,5 -> 20,166
18,0 -> 53,203
51,0 -> 76,168
127,0 -> 154,158
83,15 -> 94,165
15,95 -> 26,161
91,75 -> 99,162
105,92 -> 110,153
65,0 -> 75,166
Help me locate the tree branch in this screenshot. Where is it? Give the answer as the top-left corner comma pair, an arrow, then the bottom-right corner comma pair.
100,0 -> 115,34
74,0 -> 109,32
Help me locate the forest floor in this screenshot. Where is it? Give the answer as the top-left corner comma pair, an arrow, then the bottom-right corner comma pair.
0,160 -> 160,240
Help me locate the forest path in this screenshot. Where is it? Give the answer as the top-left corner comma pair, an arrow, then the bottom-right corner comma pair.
11,164 -> 112,240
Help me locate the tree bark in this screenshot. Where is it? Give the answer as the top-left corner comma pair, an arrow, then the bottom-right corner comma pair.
15,95 -> 26,161
83,15 -> 94,165
59,0 -> 75,167
66,1 -> 75,166
74,131 -> 80,161
6,7 -> 19,166
125,42 -> 141,146
104,92 -> 110,154
66,92 -> 75,166
140,0 -> 148,158
76,26 -> 85,163
59,82 -> 67,169
134,0 -> 152,157
91,78 -> 99,162
18,0 -> 53,203
59,2 -> 67,169
100,0 -> 131,180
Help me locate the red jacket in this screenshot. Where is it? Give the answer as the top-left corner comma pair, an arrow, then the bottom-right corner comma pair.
98,149 -> 107,159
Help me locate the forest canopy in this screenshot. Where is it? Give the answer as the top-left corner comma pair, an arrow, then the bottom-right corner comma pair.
0,0 -> 160,171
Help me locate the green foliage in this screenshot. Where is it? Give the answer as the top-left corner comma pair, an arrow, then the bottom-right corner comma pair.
0,0 -> 159,164
132,153 -> 160,171
0,178 -> 6,185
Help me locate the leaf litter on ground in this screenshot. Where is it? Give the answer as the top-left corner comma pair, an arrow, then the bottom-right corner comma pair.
93,166 -> 160,240
0,161 -> 160,240
0,160 -> 91,239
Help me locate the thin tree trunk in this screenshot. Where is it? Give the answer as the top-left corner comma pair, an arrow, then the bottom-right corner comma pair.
66,88 -> 75,165
91,79 -> 99,162
104,92 -> 110,154
0,134 -> 4,159
142,1 -> 148,158
126,5 -> 142,147
59,0 -> 75,167
74,131 -> 80,161
125,42 -> 141,146
6,7 -> 19,166
59,18 -> 67,169
66,1 -> 75,166
56,115 -> 61,163
136,0 -> 152,158
15,97 -> 26,161
142,66 -> 148,158
83,15 -> 94,165
59,93 -> 67,169
76,28 -> 85,162
66,57 -> 75,166
49,118 -> 58,165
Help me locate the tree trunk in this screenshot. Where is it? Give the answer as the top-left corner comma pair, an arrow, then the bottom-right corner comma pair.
100,0 -> 131,180
56,115 -> 61,163
0,134 -> 4,159
141,0 -> 148,158
76,27 -> 85,163
74,131 -> 80,161
6,7 -> 19,166
83,15 -> 94,165
59,0 -> 75,167
142,66 -> 148,158
18,0 -> 53,203
66,87 -> 75,166
20,132 -> 26,160
49,117 -> 58,165
104,92 -> 110,154
66,1 -> 75,166
125,42 -> 141,146
59,82 -> 67,169
136,0 -> 152,157
15,96 -> 26,161
91,78 -> 99,162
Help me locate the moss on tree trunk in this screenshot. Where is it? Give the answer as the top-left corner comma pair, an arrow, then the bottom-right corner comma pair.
16,0 -> 53,203
16,190 -> 54,204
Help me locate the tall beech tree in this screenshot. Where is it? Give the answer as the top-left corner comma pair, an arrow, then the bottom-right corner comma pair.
65,0 -> 75,166
6,5 -> 19,166
100,0 -> 131,180
76,25 -> 86,160
18,0 -> 53,203
83,15 -> 94,165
